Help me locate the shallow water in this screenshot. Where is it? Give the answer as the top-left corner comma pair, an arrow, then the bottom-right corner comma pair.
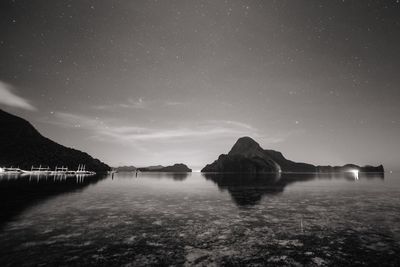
0,172 -> 399,266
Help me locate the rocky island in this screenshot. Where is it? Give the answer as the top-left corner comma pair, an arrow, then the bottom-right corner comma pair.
0,109 -> 110,173
202,136 -> 384,173
138,163 -> 192,172
114,166 -> 137,172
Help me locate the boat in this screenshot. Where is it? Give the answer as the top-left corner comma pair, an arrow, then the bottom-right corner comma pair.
1,164 -> 96,176
0,167 -> 24,174
75,164 -> 96,175
31,165 -> 51,175
51,166 -> 69,175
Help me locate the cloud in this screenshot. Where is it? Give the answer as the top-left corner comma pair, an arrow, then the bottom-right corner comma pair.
93,98 -> 189,111
0,81 -> 36,111
164,101 -> 187,107
93,97 -> 147,110
45,112 -> 269,144
206,120 -> 255,130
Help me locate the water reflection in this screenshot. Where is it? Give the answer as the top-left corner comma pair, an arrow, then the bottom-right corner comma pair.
315,171 -> 384,181
116,171 -> 189,181
0,171 -> 397,266
0,174 -> 107,229
203,173 -> 314,207
203,172 -> 384,207
159,172 -> 189,181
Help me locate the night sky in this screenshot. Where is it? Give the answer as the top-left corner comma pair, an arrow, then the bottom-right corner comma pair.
1,0 -> 399,170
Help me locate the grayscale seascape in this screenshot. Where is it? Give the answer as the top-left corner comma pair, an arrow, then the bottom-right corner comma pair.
1,1 -> 399,266
0,172 -> 399,266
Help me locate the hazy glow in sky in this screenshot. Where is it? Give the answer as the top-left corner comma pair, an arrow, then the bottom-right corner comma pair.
0,0 -> 399,169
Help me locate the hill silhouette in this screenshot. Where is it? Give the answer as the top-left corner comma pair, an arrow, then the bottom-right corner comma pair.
0,109 -> 110,172
202,136 -> 384,173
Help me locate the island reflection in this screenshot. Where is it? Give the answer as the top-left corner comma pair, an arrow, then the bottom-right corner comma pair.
116,171 -> 190,181
0,174 -> 107,229
203,172 -> 384,207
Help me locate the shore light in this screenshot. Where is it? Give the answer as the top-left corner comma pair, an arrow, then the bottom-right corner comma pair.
351,169 -> 359,180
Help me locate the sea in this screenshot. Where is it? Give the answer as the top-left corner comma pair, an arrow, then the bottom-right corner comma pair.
0,171 -> 399,266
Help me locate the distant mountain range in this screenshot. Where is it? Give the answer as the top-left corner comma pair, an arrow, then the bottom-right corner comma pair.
114,166 -> 137,172
202,136 -> 384,173
137,164 -> 192,172
146,165 -> 165,170
115,164 -> 192,172
0,109 -> 110,172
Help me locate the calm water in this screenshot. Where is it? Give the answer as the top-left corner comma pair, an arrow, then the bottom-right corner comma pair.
0,172 -> 399,266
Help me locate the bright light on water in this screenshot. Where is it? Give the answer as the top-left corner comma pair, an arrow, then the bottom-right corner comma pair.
351,169 -> 359,180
